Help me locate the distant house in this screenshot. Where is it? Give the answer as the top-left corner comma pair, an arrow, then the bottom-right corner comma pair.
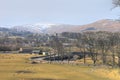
19,48 -> 49,55
42,52 -> 49,56
19,48 -> 32,53
32,50 -> 41,54
32,50 -> 48,55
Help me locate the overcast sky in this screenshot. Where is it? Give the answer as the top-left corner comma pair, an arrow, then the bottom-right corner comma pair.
0,0 -> 120,27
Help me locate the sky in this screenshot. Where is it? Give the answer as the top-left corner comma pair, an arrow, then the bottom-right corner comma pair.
0,0 -> 120,27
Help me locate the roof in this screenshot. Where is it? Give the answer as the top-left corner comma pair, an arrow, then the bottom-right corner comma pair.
19,49 -> 32,53
32,50 -> 41,53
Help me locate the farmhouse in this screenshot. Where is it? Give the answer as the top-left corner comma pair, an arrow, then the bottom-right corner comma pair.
19,48 -> 48,55
32,50 -> 41,54
19,48 -> 32,53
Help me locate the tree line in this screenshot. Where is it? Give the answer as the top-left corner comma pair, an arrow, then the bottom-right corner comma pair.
0,34 -> 50,51
50,31 -> 120,67
1,30 -> 120,67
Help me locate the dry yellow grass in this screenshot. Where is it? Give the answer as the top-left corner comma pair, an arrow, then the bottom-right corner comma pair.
93,68 -> 120,80
0,53 -> 118,80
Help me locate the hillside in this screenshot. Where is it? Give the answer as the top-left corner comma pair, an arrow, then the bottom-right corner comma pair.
72,19 -> 120,32
12,19 -> 120,33
1,19 -> 120,34
12,24 -> 79,34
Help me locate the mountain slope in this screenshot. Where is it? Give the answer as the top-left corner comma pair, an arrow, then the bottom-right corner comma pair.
12,24 -> 79,33
10,19 -> 120,34
72,19 -> 120,32
12,24 -> 54,33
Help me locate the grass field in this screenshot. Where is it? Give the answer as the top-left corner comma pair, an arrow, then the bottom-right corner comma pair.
0,54 -> 119,80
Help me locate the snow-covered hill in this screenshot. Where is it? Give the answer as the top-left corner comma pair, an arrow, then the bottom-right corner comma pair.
12,23 -> 78,33
6,19 -> 120,34
12,24 -> 56,33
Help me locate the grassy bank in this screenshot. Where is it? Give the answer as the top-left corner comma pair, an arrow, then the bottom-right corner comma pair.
0,54 -> 119,80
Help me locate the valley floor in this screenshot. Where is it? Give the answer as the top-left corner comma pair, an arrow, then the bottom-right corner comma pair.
0,54 -> 119,80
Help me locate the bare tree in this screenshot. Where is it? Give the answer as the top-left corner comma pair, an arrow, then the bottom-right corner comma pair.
109,33 -> 118,67
113,0 -> 120,8
83,32 -> 99,65
76,33 -> 87,64
97,32 -> 111,65
51,33 -> 65,63
114,32 -> 120,67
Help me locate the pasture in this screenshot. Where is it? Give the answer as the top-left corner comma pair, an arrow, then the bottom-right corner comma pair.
0,54 -> 119,80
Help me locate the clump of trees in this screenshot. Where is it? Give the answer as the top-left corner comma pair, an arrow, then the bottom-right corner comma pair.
0,33 -> 50,51
50,31 -> 120,67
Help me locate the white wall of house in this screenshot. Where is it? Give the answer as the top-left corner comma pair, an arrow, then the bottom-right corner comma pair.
42,52 -> 46,55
